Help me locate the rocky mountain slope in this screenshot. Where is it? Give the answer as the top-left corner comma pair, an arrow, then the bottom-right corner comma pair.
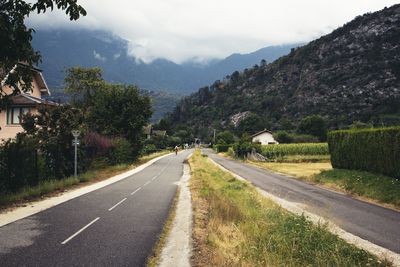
32,30 -> 296,93
169,4 -> 400,136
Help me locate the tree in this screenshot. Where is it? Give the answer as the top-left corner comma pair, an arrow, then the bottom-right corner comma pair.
297,115 -> 327,141
216,130 -> 235,144
236,113 -> 268,135
153,118 -> 172,135
87,84 -> 152,159
0,0 -> 86,101
273,131 -> 293,143
21,105 -> 85,178
64,67 -> 105,110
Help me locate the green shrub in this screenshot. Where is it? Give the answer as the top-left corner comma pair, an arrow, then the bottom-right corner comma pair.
214,144 -> 232,153
143,144 -> 158,155
261,143 -> 329,159
233,141 -> 262,158
227,147 -> 235,158
328,127 -> 400,178
110,137 -> 133,164
291,134 -> 319,143
273,131 -> 293,143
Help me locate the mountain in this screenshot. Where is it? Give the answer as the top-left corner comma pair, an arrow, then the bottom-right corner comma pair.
32,30 -> 297,93
169,4 -> 400,138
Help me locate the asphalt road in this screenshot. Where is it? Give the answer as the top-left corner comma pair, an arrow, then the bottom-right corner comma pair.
203,149 -> 400,253
0,150 -> 192,267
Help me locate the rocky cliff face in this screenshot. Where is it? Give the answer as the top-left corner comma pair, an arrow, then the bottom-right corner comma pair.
170,4 -> 400,132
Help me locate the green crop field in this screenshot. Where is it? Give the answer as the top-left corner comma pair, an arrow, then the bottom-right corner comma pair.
261,143 -> 329,160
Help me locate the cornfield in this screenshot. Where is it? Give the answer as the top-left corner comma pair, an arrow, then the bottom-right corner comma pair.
261,143 -> 329,159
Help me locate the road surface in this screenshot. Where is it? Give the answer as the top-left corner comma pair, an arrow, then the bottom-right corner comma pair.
203,149 -> 400,253
0,150 -> 192,267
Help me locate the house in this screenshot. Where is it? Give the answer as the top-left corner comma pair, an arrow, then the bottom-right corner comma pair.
143,125 -> 167,139
251,129 -> 279,145
0,65 -> 54,141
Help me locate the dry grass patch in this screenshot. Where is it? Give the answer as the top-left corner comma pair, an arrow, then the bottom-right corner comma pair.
250,161 -> 332,179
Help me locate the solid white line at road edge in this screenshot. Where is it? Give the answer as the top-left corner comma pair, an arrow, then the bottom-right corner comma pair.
61,217 -> 100,245
108,198 -> 127,211
131,187 -> 142,195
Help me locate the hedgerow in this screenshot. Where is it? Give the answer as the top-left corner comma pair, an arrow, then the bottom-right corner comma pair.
328,127 -> 400,178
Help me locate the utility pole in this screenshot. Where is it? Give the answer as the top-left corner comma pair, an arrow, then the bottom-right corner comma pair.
71,130 -> 80,177
213,129 -> 216,144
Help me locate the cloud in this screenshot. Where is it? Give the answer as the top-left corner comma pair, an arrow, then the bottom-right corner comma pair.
93,50 -> 107,62
27,0 -> 399,63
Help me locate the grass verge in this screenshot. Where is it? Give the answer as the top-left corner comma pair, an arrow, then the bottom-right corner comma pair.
314,169 -> 400,208
190,150 -> 390,266
0,150 -> 171,211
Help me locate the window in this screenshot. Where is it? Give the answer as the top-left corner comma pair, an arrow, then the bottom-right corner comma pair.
6,107 -> 30,125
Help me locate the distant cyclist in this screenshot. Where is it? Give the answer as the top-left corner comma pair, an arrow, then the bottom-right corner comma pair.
174,145 -> 179,155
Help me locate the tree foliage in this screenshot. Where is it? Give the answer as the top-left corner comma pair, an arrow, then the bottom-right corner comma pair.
64,67 -> 105,109
216,130 -> 235,144
22,105 -> 84,178
236,113 -> 269,135
297,115 -> 327,141
0,0 -> 86,99
87,84 -> 152,159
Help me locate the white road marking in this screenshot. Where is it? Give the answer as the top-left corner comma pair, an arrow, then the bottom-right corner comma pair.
143,181 -> 151,186
108,198 -> 127,211
131,187 -> 142,195
61,217 -> 100,245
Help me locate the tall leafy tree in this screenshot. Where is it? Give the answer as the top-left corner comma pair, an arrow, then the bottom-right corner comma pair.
0,0 -> 86,101
216,130 -> 235,144
297,115 -> 327,141
64,67 -> 105,110
87,84 -> 152,159
236,113 -> 270,135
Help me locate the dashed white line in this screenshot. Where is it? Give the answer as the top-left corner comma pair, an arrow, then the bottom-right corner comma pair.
61,217 -> 100,245
108,198 -> 127,211
131,187 -> 142,195
143,181 -> 151,186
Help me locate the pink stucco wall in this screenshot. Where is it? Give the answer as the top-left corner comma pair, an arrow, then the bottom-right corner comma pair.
0,77 -> 44,141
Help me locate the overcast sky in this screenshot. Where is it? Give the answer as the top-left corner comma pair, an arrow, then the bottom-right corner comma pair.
28,0 -> 400,64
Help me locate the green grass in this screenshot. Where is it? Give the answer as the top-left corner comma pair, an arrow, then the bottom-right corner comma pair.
314,169 -> 400,208
0,150 -> 170,209
190,151 -> 390,266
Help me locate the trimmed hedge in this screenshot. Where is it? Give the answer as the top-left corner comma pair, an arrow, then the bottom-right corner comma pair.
213,144 -> 232,153
328,127 -> 400,178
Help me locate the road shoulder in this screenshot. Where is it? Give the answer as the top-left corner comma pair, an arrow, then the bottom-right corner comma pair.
157,160 -> 193,267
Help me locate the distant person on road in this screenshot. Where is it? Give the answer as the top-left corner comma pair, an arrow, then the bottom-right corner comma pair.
174,145 -> 179,155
